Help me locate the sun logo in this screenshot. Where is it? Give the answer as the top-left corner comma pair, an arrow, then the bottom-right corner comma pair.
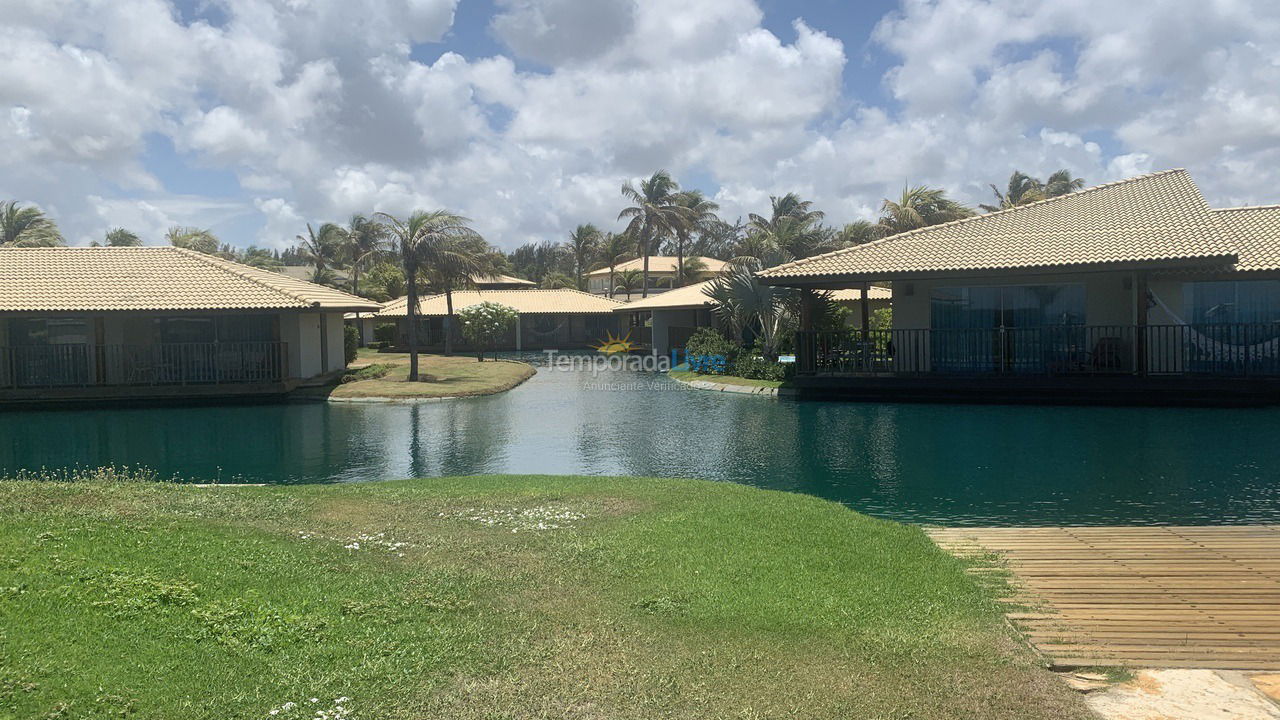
591,330 -> 638,354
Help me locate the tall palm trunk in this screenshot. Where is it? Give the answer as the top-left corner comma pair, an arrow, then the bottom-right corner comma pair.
676,233 -> 685,288
608,262 -> 616,298
406,259 -> 420,381
444,289 -> 455,356
640,230 -> 650,299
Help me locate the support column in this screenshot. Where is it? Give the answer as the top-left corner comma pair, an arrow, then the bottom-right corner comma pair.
516,317 -> 522,352
1133,271 -> 1148,376
859,283 -> 871,342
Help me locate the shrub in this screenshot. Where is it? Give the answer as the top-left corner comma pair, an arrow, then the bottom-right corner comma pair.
343,325 -> 360,365
373,322 -> 397,344
340,363 -> 394,384
456,302 -> 519,360
684,328 -> 740,375
731,354 -> 792,382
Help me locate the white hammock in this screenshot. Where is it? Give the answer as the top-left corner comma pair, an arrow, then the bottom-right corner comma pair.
1149,292 -> 1280,362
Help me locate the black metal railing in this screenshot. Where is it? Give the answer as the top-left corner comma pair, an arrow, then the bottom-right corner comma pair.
0,342 -> 287,389
795,324 -> 1280,377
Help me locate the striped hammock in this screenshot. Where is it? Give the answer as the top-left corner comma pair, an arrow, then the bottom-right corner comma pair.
1149,292 -> 1280,362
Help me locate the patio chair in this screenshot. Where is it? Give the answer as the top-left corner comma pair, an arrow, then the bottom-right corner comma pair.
1089,336 -> 1128,372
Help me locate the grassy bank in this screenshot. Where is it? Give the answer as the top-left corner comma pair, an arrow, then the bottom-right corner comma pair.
300,351 -> 535,400
669,368 -> 786,389
0,475 -> 1089,719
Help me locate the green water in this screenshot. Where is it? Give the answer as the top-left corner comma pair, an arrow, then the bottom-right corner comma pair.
2,364 -> 1278,526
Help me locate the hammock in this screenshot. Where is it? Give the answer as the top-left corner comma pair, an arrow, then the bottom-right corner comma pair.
525,318 -> 568,338
1149,291 -> 1280,362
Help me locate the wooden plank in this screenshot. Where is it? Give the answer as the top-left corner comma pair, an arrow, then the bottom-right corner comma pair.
928,525 -> 1280,671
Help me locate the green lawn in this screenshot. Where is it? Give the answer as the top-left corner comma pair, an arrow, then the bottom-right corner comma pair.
299,352 -> 535,399
669,368 -> 786,389
0,476 -> 1090,719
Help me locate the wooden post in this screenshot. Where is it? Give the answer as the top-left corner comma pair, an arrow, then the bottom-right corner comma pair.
515,316 -> 522,352
859,283 -> 871,343
1134,271 -> 1148,376
799,289 -> 815,332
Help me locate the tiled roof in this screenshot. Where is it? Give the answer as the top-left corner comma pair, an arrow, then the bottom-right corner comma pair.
759,170 -> 1238,281
586,256 -> 728,276
614,280 -> 719,310
0,246 -> 381,312
375,288 -> 625,317
1211,205 -> 1280,272
616,279 -> 892,312
474,273 -> 535,287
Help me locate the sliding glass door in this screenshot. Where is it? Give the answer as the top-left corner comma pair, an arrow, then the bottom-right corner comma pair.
930,284 -> 1085,373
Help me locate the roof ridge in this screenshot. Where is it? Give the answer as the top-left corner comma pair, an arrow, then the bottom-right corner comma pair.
760,169 -> 1193,276
172,247 -> 317,307
1212,204 -> 1280,212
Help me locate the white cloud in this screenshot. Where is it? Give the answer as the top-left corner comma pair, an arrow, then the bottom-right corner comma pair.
2,0 -> 1278,251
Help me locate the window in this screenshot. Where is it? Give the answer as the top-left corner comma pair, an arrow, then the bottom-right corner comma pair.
931,284 -> 1085,330
1184,280 -> 1280,325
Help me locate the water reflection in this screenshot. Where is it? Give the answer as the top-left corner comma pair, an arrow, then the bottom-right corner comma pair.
1,363 -> 1278,526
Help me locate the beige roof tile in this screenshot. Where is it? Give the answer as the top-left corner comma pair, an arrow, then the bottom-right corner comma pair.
376,288 -> 625,317
1211,205 -> 1280,272
474,273 -> 536,287
759,170 -> 1239,281
616,279 -> 892,312
586,256 -> 728,276
0,246 -> 382,312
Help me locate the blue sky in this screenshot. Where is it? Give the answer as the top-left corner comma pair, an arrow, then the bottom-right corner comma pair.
5,0 -> 1278,249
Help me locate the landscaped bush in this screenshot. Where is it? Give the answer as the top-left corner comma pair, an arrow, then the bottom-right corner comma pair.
456,302 -> 519,361
343,325 -> 360,364
683,328 -> 740,375
373,322 -> 397,344
340,363 -> 394,384
731,354 -> 792,382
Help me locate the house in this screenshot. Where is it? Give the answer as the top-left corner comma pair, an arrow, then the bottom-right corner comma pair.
616,278 -> 891,356
375,288 -> 625,351
344,273 -> 536,347
758,169 -> 1280,405
0,246 -> 381,403
586,256 -> 728,296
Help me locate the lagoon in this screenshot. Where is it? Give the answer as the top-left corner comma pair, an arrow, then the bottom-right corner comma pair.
2,360 -> 1278,526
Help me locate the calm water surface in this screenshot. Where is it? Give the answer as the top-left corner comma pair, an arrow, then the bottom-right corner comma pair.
2,361 -> 1278,526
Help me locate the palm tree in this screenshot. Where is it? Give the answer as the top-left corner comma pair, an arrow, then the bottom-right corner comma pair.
671,190 -> 719,287
703,260 -> 798,361
1,201 -> 63,247
876,185 -> 975,236
241,246 -> 282,270
676,256 -> 708,284
540,272 -> 576,289
598,231 -> 634,298
1044,169 -> 1086,198
748,192 -> 825,233
295,222 -> 346,284
376,210 -> 484,377
981,170 -> 1086,212
341,214 -> 389,298
566,224 -> 601,291
836,220 -> 881,247
613,269 -> 643,300
619,170 -> 687,298
104,227 -> 141,247
422,243 -> 490,357
166,226 -> 220,255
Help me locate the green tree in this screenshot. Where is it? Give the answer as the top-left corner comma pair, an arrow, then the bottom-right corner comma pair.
671,190 -> 719,287
566,224 -> 601,291
981,169 -> 1086,212
598,231 -> 634,298
1,201 -> 63,247
377,210 -> 485,378
836,220 -> 882,247
613,268 -> 642,300
456,301 -> 519,361
703,260 -> 798,361
876,185 -> 974,236
241,246 -> 283,270
104,227 -> 141,247
540,272 -> 575,289
295,222 -> 346,285
619,170 -> 688,298
166,226 -> 219,254
341,214 -> 389,298
361,261 -> 406,302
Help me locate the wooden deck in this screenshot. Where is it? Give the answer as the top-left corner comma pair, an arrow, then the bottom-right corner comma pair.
928,526 -> 1280,670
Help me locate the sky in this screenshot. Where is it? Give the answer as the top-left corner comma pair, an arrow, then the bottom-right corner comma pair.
4,0 -> 1279,251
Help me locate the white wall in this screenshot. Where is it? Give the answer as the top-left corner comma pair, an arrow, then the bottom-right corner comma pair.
280,312 -> 322,379
322,312 -> 346,373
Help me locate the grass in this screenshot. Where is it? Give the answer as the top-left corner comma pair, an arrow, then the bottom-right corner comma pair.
0,474 -> 1092,719
298,352 -> 535,400
668,368 -> 786,389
